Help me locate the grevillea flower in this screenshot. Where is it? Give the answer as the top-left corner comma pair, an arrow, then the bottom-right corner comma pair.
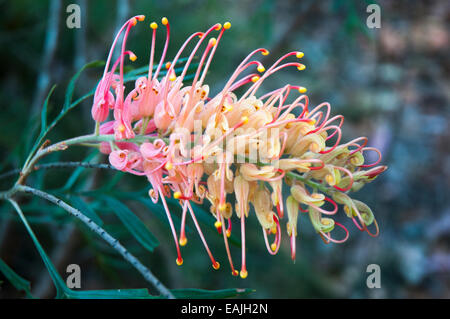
92,16 -> 387,278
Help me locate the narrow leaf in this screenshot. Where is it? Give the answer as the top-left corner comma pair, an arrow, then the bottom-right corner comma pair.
138,198 -> 185,233
8,200 -> 67,298
61,152 -> 98,191
26,60 -> 104,164
171,288 -> 254,299
103,196 -> 159,252
64,60 -> 105,111
40,85 -> 57,136
0,258 -> 33,298
66,288 -> 157,299
69,196 -> 104,227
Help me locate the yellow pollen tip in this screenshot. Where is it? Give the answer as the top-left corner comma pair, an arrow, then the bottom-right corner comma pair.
165,62 -> 171,69
223,22 -> 231,30
350,157 -> 360,165
129,54 -> 137,62
222,104 -> 233,113
308,118 -> 316,125
161,17 -> 168,25
164,162 -> 173,170
325,174 -> 335,186
287,223 -> 292,237
298,86 -> 307,93
169,74 -> 176,81
241,116 -> 249,124
173,191 -> 182,199
215,23 -> 222,31
311,193 -> 322,199
296,51 -> 304,59
179,237 -> 187,246
297,64 -> 306,71
240,270 -> 248,279
232,270 -> 239,276
226,229 -> 231,238
176,258 -> 183,266
130,18 -> 137,26
218,203 -> 227,212
257,65 -> 265,73
261,49 -> 269,56
137,15 -> 145,22
251,75 -> 260,83
271,243 -> 277,252
213,262 -> 220,270
118,124 -> 125,132
271,226 -> 277,234
209,37 -> 217,46
214,221 -> 222,229
309,142 -> 321,153
150,22 -> 158,29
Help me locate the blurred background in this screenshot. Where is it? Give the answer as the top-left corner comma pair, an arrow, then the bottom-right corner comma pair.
0,0 -> 449,298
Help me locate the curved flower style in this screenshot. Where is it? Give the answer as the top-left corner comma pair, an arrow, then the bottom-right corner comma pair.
92,15 -> 387,278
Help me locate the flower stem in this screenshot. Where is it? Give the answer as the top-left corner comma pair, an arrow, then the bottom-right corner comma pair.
140,116 -> 150,135
94,121 -> 100,136
286,171 -> 332,194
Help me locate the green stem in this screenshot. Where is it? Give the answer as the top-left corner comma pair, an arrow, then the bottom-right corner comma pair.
140,117 -> 150,135
56,134 -> 168,147
94,121 -> 100,136
241,156 -> 332,194
286,171 -> 332,194
18,134 -> 168,182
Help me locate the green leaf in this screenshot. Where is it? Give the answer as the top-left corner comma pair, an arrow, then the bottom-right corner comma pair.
123,64 -> 200,83
189,201 -> 242,247
8,200 -> 68,298
138,197 -> 185,233
66,287 -> 254,299
64,60 -> 105,111
0,258 -> 33,298
138,195 -> 241,246
40,85 -> 57,136
25,60 -> 104,166
124,57 -> 189,77
171,288 -> 254,299
103,196 -> 159,252
69,87 -> 96,110
66,288 -> 157,299
69,196 -> 104,227
60,152 -> 98,191
103,171 -> 125,190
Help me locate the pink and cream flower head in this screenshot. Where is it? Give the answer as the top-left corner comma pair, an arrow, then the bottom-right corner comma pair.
92,16 -> 387,278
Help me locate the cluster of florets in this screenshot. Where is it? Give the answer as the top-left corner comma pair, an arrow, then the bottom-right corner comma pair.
91,15 -> 387,278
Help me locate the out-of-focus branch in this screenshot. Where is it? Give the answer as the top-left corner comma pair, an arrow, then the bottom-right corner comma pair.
15,185 -> 175,299
112,0 -> 130,61
31,0 -> 62,116
74,0 -> 95,128
74,0 -> 87,70
261,1 -> 316,66
33,224 -> 79,298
